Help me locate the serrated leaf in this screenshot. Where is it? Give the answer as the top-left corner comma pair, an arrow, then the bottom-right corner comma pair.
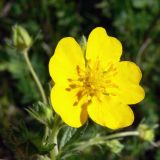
59,126 -> 77,149
26,102 -> 54,128
60,122 -> 88,149
27,108 -> 46,125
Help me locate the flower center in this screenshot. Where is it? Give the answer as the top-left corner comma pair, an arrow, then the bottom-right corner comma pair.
66,60 -> 118,107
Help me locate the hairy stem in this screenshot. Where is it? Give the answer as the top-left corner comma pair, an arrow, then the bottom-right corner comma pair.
74,130 -> 139,151
49,115 -> 62,160
50,128 -> 59,160
103,130 -> 139,140
23,50 -> 47,104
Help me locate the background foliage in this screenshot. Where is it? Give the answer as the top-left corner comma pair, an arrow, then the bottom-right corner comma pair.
0,0 -> 160,159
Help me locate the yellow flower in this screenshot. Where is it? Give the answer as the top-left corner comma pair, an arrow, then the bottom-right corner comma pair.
49,27 -> 145,129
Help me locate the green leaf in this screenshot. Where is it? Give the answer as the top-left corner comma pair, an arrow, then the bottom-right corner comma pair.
39,144 -> 55,154
60,122 -> 88,149
106,139 -> 124,154
26,102 -> 54,128
59,126 -> 77,149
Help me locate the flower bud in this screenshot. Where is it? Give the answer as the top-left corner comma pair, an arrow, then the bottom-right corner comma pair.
12,25 -> 32,51
106,139 -> 124,154
138,124 -> 155,142
79,35 -> 87,53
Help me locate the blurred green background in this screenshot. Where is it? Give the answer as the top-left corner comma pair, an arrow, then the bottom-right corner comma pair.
0,0 -> 160,159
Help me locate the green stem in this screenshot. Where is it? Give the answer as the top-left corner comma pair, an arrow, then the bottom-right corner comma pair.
74,131 -> 139,151
50,115 -> 61,160
23,50 -> 47,104
103,130 -> 139,140
50,128 -> 59,160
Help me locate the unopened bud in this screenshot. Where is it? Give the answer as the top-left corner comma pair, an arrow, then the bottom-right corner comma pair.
138,124 -> 155,142
79,35 -> 87,54
12,25 -> 32,51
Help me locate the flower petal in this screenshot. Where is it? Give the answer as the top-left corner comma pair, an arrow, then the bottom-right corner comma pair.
86,27 -> 122,68
49,37 -> 85,84
115,61 -> 142,83
51,85 -> 88,128
112,61 -> 145,104
88,96 -> 134,129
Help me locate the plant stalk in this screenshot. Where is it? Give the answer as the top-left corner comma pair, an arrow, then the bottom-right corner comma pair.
50,128 -> 59,160
23,49 -> 47,104
74,131 -> 139,151
103,130 -> 139,140
49,115 -> 61,160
